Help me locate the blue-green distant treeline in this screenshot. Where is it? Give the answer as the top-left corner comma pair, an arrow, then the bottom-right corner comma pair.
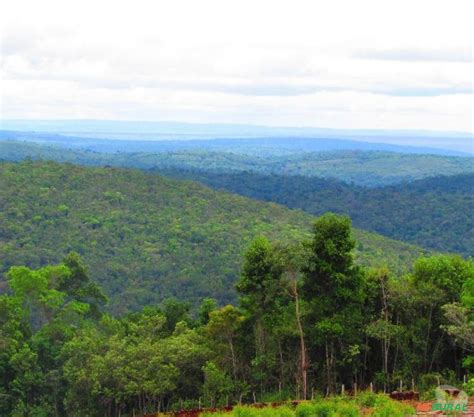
1,139 -> 473,186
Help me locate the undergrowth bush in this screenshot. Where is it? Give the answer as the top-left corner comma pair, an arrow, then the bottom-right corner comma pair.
232,406 -> 294,417
354,391 -> 380,408
463,377 -> 474,396
296,400 -> 360,417
371,396 -> 415,417
204,395 -> 415,417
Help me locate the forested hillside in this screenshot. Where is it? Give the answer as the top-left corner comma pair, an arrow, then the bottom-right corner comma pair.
1,215 -> 472,416
2,139 -> 473,186
158,169 -> 474,255
0,161 -> 428,313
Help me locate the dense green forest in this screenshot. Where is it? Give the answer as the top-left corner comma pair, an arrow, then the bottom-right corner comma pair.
2,140 -> 473,186
0,161 -> 428,314
157,169 -> 474,256
2,140 -> 473,255
1,214 -> 472,416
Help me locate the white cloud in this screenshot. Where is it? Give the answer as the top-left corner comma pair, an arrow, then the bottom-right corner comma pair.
1,0 -> 473,132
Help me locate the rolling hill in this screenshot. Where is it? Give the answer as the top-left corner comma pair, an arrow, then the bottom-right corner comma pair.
1,139 -> 473,186
157,169 -> 474,256
0,161 -> 429,314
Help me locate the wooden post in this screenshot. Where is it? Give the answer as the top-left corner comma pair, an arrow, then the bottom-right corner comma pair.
199,398 -> 201,409
412,378 -> 415,391
436,376 -> 440,386
341,384 -> 345,396
400,379 -> 403,392
311,387 -> 314,399
464,375 -> 467,384
370,382 -> 373,393
354,382 -> 357,397
326,386 -> 329,397
253,392 -> 256,404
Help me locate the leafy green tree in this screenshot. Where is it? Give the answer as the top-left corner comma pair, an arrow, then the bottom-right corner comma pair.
301,213 -> 366,392
236,236 -> 286,392
202,361 -> 233,407
413,255 -> 472,302
162,298 -> 193,334
199,297 -> 218,325
206,305 -> 244,380
61,252 -> 107,317
0,257 -> 106,416
442,269 -> 474,368
412,255 -> 474,372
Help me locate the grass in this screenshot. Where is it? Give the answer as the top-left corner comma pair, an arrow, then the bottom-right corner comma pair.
200,394 -> 416,417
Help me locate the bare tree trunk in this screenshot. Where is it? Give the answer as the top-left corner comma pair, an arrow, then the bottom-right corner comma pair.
293,279 -> 308,400
429,333 -> 444,372
424,306 -> 433,371
229,336 -> 237,380
278,339 -> 284,391
380,271 -> 391,390
325,342 -> 331,393
362,334 -> 369,385
392,314 -> 400,378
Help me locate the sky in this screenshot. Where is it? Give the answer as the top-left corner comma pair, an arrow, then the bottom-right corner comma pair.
1,0 -> 473,132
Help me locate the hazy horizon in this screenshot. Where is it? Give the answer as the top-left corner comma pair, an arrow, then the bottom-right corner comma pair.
2,0 -> 473,132
2,118 -> 472,154
1,118 -> 472,136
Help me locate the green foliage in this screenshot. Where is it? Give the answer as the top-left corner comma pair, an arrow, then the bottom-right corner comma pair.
0,161 -> 425,312
463,377 -> 474,396
354,391 -> 380,408
0,236 -> 471,415
237,236 -> 284,314
3,139 -> 473,254
0,158 -> 471,416
371,396 -> 415,417
413,255 -> 473,301
462,275 -> 474,308
202,361 -> 234,406
230,405 -> 295,417
160,169 -> 474,256
296,400 -> 360,417
302,214 -> 366,390
0,256 -> 106,416
199,297 -> 218,325
3,140 -> 473,186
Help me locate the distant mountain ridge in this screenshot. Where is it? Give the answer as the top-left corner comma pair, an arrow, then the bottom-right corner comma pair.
0,118 -> 472,153
1,139 -> 472,186
0,129 -> 471,157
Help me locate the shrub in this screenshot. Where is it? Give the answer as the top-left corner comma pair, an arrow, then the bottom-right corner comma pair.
371,397 -> 415,417
332,403 -> 360,417
463,378 -> 474,396
355,391 -> 381,408
233,406 -> 259,417
296,400 -> 360,417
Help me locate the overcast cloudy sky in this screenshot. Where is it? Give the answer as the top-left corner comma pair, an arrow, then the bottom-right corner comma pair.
1,0 -> 473,132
